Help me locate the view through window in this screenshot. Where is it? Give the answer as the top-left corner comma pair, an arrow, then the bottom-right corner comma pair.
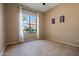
22,15 -> 37,33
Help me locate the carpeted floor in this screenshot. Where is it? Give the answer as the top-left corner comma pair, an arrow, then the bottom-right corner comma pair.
3,39 -> 79,56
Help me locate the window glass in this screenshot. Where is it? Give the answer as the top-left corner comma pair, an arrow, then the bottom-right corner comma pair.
30,16 -> 37,33
30,16 -> 37,24
22,15 -> 37,33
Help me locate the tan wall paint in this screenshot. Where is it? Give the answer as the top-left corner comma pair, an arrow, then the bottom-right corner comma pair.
39,13 -> 44,39
0,4 -> 5,54
44,3 -> 79,46
5,4 -> 44,43
5,4 -> 19,44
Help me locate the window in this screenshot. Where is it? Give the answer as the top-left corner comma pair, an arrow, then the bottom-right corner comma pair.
22,15 -> 37,33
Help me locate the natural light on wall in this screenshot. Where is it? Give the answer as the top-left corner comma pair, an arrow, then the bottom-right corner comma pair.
19,6 -> 24,42
37,13 -> 39,39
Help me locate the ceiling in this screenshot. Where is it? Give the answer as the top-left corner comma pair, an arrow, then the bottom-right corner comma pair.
21,3 -> 59,12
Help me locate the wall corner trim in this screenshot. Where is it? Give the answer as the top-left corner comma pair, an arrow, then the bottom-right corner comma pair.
0,45 -> 6,56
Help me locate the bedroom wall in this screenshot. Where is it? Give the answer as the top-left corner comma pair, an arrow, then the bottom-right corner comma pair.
44,3 -> 79,46
0,3 -> 5,55
5,4 -> 19,44
39,12 -> 44,39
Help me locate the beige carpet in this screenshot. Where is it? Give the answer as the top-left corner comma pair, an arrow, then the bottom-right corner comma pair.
3,39 -> 79,56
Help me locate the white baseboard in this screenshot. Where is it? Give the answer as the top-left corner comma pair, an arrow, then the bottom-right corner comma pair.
0,41 -> 21,56
0,42 -> 19,56
45,36 -> 79,48
6,41 -> 19,46
0,45 -> 6,56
